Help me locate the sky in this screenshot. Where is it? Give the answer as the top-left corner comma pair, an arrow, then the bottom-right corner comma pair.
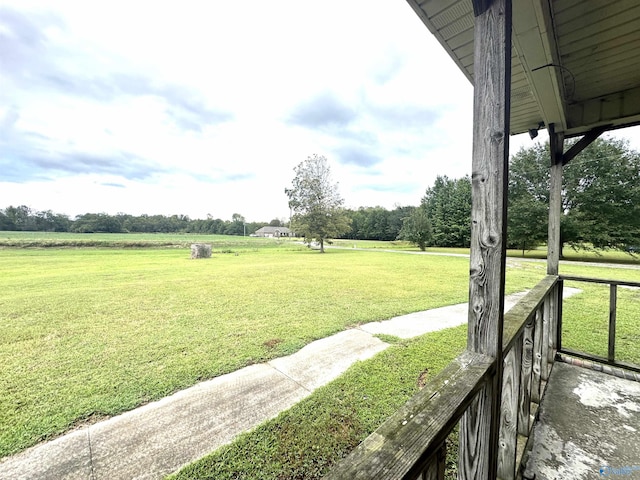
2,1 -> 640,223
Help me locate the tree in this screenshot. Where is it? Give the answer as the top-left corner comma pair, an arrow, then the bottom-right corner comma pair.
398,206 -> 432,250
224,213 -> 245,236
508,137 -> 640,254
507,143 -> 549,253
285,154 -> 351,252
422,176 -> 472,247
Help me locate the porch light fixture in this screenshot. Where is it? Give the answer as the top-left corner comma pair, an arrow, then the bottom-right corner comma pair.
529,122 -> 545,140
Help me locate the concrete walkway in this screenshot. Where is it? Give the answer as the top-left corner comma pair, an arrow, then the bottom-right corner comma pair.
0,289 -> 579,480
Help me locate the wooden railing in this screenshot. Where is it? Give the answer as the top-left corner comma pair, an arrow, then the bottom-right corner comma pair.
326,275 -> 560,480
557,275 -> 640,374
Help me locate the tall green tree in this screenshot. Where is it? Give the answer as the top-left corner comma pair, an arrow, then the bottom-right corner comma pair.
398,206 -> 431,251
422,176 -> 472,247
507,143 -> 549,253
285,154 -> 350,252
508,137 -> 640,254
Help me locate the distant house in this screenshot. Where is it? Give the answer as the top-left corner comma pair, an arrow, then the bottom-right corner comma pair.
253,226 -> 292,238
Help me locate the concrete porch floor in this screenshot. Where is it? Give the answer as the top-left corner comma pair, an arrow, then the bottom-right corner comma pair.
522,361 -> 640,480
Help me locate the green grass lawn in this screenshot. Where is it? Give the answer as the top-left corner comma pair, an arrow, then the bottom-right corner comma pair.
169,325 -> 468,480
2,232 -> 639,478
168,262 -> 640,480
558,263 -> 640,365
2,237 -> 542,459
0,231 -> 294,249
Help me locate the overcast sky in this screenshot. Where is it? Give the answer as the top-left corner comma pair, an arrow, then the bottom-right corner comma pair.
2,1 -> 640,222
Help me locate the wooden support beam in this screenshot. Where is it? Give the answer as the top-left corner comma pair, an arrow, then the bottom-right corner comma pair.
460,0 -> 511,478
547,124 -> 563,275
562,125 -> 607,166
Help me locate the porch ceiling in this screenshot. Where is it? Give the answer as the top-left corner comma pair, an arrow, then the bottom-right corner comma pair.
407,0 -> 640,137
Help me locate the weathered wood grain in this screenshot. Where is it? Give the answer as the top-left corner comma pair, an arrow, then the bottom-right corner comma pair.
324,351 -> 494,480
518,313 -> 535,436
502,275 -> 556,354
497,339 -> 522,479
547,124 -> 564,276
541,296 -> 550,381
460,0 -> 512,478
531,306 -> 543,403
547,286 -> 557,365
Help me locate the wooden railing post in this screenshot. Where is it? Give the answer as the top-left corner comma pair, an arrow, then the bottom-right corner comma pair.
422,443 -> 446,480
518,313 -> 535,435
531,306 -> 543,403
541,296 -> 551,380
497,339 -> 522,479
556,279 -> 564,353
548,124 -> 564,276
609,284 -> 617,362
460,0 -> 512,478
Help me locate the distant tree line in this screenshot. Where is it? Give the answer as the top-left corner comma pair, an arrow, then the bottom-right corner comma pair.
0,203 -> 418,241
4,137 -> 638,251
0,207 -> 287,237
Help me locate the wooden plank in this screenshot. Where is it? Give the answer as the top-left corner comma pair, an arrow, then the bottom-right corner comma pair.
460,0 -> 512,478
609,284 -> 617,363
518,313 -> 534,436
531,306 -> 543,403
547,124 -> 563,276
540,295 -> 550,381
561,126 -> 607,166
325,351 -> 494,480
497,338 -> 522,480
556,279 -> 564,353
422,443 -> 446,480
547,286 -> 557,366
502,275 -> 556,354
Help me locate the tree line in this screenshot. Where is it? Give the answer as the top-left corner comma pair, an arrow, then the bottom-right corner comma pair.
398,136 -> 640,253
4,137 -> 640,252
0,203 -> 415,240
0,208 -> 284,237
284,138 -> 640,254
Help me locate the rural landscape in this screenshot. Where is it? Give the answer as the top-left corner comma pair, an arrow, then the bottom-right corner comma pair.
2,175 -> 640,479
3,139 -> 640,478
3,0 -> 640,477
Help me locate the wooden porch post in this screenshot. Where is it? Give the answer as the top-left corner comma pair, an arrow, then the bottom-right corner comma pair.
548,124 -> 564,275
459,0 -> 511,478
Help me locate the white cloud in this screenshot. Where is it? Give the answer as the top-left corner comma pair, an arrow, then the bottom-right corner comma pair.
1,1 -> 640,222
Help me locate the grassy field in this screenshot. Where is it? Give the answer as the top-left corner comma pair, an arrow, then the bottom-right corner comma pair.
1,234 -> 542,459
168,261 -> 640,479
0,231 -> 290,249
2,232 -> 639,478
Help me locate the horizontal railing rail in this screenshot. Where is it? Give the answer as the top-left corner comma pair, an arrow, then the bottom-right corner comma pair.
324,351 -> 494,480
558,275 -> 640,374
327,275 -> 560,480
